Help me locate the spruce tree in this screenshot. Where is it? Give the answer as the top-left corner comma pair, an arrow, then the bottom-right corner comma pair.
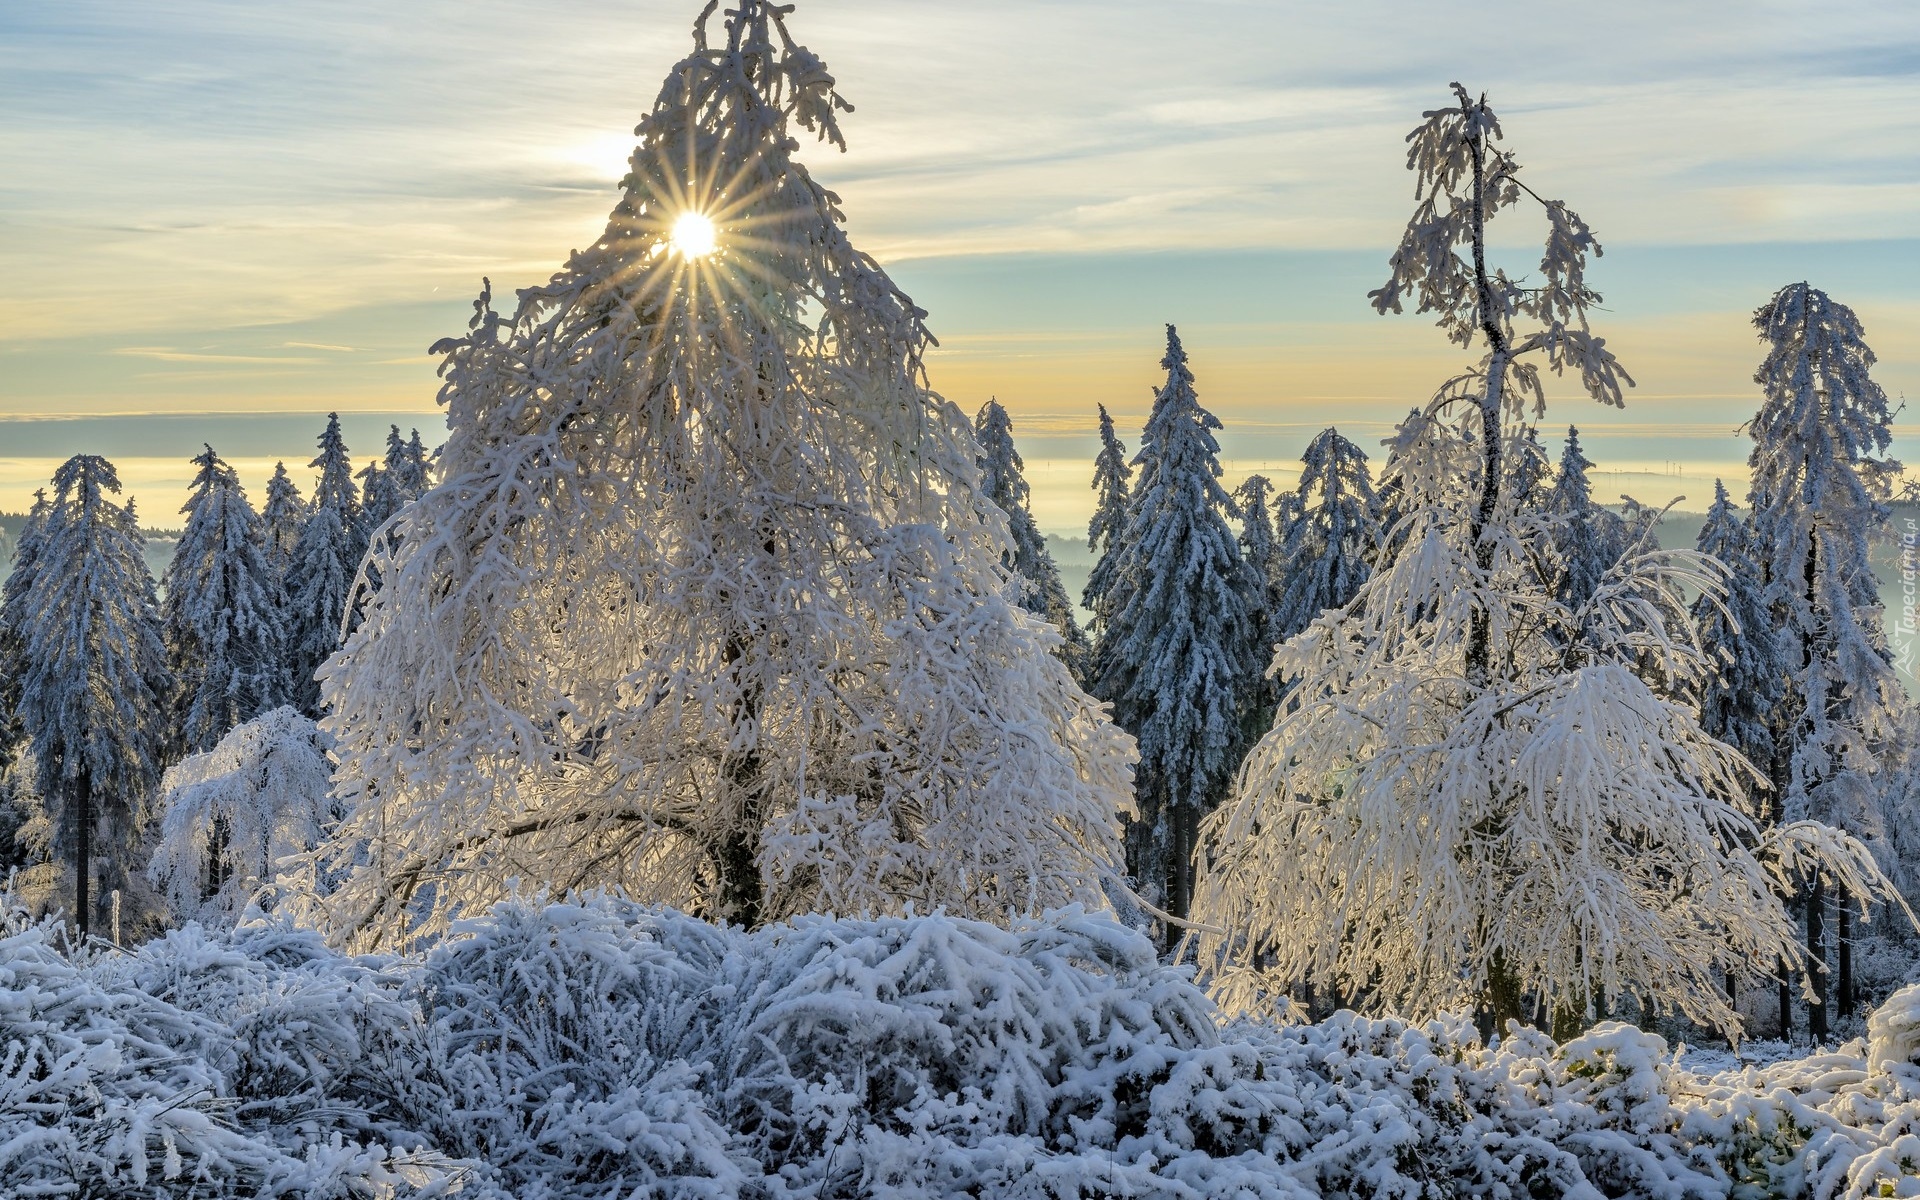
399,429 -> 432,499
1506,424 -> 1552,511
1271,427 -> 1379,643
974,399 -> 1091,678
1233,473 -> 1284,730
162,446 -> 288,754
1082,403 -> 1132,631
284,414 -> 363,717
316,0 -> 1132,946
260,463 -> 307,580
0,490 -> 52,769
1747,281 -> 1905,1037
1693,480 -> 1783,805
1549,426 -> 1627,608
356,456 -> 395,542
6,456 -> 169,937
1091,326 -> 1258,930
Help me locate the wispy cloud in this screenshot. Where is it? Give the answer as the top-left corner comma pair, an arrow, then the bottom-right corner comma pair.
112,347 -> 325,365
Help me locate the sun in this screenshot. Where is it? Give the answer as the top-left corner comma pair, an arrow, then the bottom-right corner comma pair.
669,211 -> 717,258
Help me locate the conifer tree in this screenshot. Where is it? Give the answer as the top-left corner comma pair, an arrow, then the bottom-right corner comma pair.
1693,480 -> 1783,805
316,0 -> 1133,947
356,457 -> 395,542
400,429 -> 432,498
1549,426 -> 1627,608
1082,403 -> 1132,630
974,399 -> 1091,678
1271,427 -> 1379,643
1747,281 -> 1905,1036
0,489 -> 52,769
1233,473 -> 1285,730
1506,424 -> 1552,511
162,446 -> 288,754
1233,477 -> 1280,632
284,414 -> 363,717
1091,326 -> 1257,930
6,456 -> 169,937
260,463 -> 306,580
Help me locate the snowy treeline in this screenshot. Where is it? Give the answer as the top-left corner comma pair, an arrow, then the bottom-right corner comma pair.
0,421 -> 431,935
1067,85 -> 1918,1041
0,14 -> 1917,1180
8,896 -> 1920,1200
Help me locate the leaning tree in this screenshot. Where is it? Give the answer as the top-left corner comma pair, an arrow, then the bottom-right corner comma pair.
1191,87 -> 1902,1038
316,0 -> 1134,948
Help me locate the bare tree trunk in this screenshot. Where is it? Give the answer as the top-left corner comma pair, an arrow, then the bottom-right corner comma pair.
1807,880 -> 1828,1042
1486,951 -> 1526,1037
1460,93 -> 1509,692
1778,958 -> 1793,1042
1154,787 -> 1196,955
1837,903 -> 1854,1020
75,766 -> 91,940
715,633 -> 765,929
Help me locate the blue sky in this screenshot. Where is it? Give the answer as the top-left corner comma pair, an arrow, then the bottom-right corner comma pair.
2,0 -> 1917,530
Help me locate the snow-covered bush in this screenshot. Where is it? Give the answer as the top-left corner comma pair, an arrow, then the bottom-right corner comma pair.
9,894 -> 1920,1198
0,906 -> 467,1199
148,707 -> 342,928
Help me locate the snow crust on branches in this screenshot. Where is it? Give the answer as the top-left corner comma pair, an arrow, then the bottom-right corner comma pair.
9,897 -> 1920,1199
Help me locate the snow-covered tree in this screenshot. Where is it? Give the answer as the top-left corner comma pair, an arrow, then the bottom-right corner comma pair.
259,462 -> 306,580
1232,473 -> 1286,734
1271,427 -> 1379,643
315,1 -> 1134,948
1365,83 -> 1633,685
358,425 -> 433,541
1506,423 -> 1552,511
147,707 -> 342,928
1193,88 -> 1901,1038
1747,281 -> 1906,1035
389,426 -> 433,506
0,489 -> 52,770
1376,406 -> 1478,566
355,457 -> 395,542
1692,480 -> 1784,797
1549,426 -> 1627,608
6,456 -> 169,937
162,446 -> 288,755
1195,411 -> 1901,1037
974,399 -> 1091,678
1234,475 -> 1278,594
284,414 -> 363,717
1090,326 -> 1257,930
1082,403 -> 1132,628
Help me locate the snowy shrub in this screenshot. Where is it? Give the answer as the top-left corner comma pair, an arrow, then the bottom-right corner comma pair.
417,900 -> 746,1198
148,707 -> 343,928
0,905 -> 469,1199
10,894 -> 1920,1197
